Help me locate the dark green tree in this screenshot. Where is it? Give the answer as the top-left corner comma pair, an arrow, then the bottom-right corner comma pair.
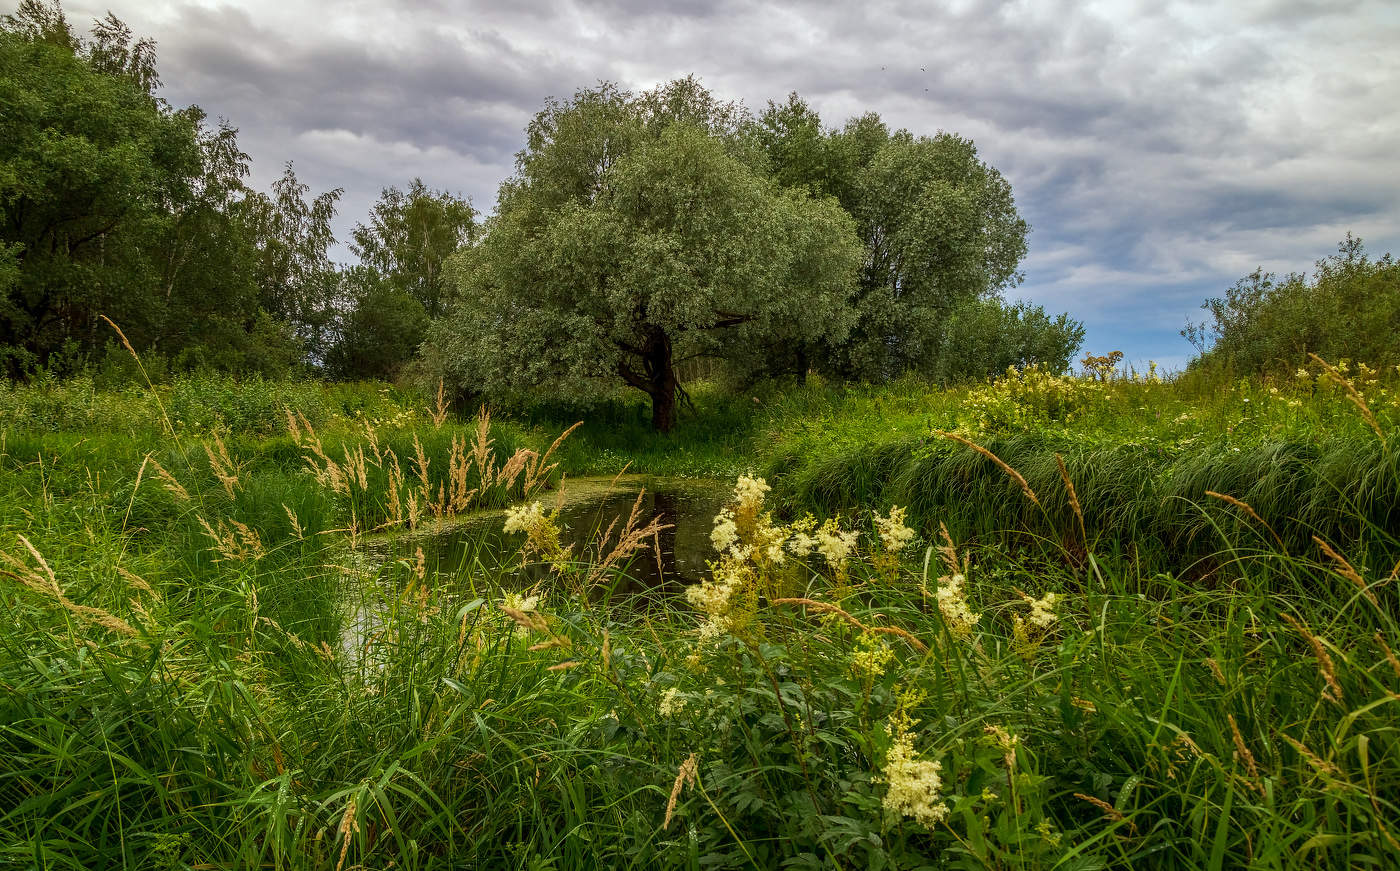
324,266 -> 429,381
429,80 -> 861,431
0,1 -> 293,378
930,298 -> 1085,382
759,100 -> 1033,383
349,179 -> 475,320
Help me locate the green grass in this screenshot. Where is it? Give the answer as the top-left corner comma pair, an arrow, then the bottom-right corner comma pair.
2,369 -> 1399,868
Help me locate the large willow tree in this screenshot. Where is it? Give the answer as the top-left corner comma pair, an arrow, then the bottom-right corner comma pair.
431,80 -> 861,431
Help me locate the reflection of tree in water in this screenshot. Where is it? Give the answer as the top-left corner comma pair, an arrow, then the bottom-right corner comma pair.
650,489 -> 681,589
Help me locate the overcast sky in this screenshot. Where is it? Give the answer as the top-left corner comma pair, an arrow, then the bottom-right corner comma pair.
62,0 -> 1400,369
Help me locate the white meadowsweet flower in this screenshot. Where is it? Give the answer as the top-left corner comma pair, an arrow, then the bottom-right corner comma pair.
1023,591 -> 1058,628
710,509 -> 739,553
503,502 -> 544,535
936,573 -> 980,637
874,506 -> 916,553
881,711 -> 947,827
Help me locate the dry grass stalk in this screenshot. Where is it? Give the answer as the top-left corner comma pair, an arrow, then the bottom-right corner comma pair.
198,516 -> 265,562
546,660 -> 582,671
386,450 -> 404,527
283,504 -> 304,539
609,461 -> 633,488
1056,453 -> 1088,546
99,315 -> 175,437
204,432 -> 241,498
431,378 -> 449,429
1205,658 -> 1227,685
471,408 -> 496,488
1312,535 -> 1378,607
1206,491 -> 1287,551
523,421 -> 583,498
342,444 -> 369,491
147,457 -> 190,502
1228,714 -> 1263,790
586,491 -> 672,588
116,566 -> 155,597
1279,613 -> 1344,704
1309,353 -> 1385,441
939,431 -> 1040,507
334,795 -> 360,871
664,753 -> 698,830
770,597 -> 928,653
2,536 -> 137,637
499,605 -> 550,634
1072,793 -> 1136,833
936,522 -> 961,577
1376,633 -> 1400,679
412,434 -> 432,508
1278,732 -> 1340,778
447,434 -> 476,513
362,420 -> 383,464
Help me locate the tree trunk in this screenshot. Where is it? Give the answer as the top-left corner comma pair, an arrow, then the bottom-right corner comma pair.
650,377 -> 677,432
617,327 -> 679,432
645,329 -> 678,433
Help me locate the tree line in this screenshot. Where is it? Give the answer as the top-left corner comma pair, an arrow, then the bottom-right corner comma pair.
2,1 -> 1086,430
0,2 -> 473,382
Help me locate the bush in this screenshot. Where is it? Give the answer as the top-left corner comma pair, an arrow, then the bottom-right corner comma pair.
1186,235 -> 1400,375
931,297 -> 1085,383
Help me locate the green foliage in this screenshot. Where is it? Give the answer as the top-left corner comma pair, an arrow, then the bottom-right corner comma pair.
236,163 -> 343,362
350,179 -> 475,321
0,3 -> 300,379
757,97 -> 1034,382
930,297 -> 1085,382
324,266 -> 430,382
1186,235 -> 1400,375
2,387 -> 1399,868
753,365 -> 1400,573
429,79 -> 862,431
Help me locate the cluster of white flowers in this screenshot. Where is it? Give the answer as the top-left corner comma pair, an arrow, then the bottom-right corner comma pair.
502,500 -> 570,571
873,506 -> 916,553
1022,591 -> 1058,628
503,502 -> 544,535
786,514 -> 818,557
711,476 -> 787,565
881,710 -> 947,828
850,631 -> 895,678
710,509 -> 740,553
685,555 -> 753,641
732,475 -> 770,512
659,687 -> 686,717
935,572 -> 981,637
814,518 -> 859,571
500,591 -> 540,612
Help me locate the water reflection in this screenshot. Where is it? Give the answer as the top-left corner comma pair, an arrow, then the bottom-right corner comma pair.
375,476 -> 730,591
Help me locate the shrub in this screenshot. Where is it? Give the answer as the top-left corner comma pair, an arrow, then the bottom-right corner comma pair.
1186,235 -> 1400,375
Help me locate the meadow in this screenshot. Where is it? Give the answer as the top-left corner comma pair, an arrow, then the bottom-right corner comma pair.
2,360 -> 1399,869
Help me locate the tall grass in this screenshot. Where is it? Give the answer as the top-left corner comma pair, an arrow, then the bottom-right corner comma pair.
1,370 -> 1398,868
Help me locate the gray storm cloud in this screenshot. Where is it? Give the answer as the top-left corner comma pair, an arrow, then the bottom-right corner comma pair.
59,0 -> 1400,367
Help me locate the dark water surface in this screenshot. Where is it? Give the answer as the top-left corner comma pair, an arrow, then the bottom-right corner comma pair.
370,475 -> 732,591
